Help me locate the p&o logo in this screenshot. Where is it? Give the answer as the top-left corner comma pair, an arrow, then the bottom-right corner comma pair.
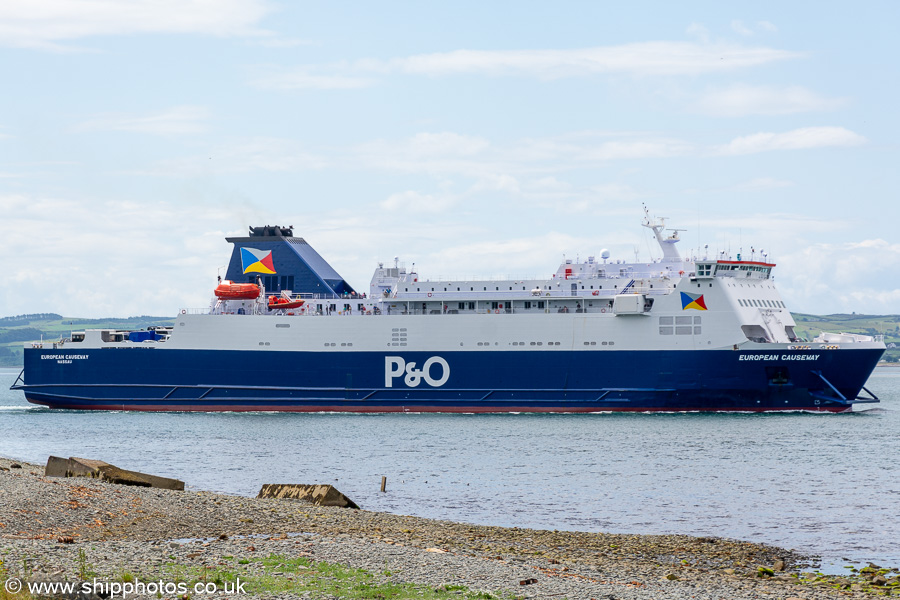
385,356 -> 450,388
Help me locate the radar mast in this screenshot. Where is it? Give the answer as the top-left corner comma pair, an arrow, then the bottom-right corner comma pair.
642,204 -> 683,262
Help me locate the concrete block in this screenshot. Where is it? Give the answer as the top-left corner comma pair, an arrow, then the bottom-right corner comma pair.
43,456 -> 184,491
257,483 -> 359,508
67,457 -> 110,478
44,456 -> 70,477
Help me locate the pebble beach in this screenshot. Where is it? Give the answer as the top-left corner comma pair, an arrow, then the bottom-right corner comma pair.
3,456 -> 898,600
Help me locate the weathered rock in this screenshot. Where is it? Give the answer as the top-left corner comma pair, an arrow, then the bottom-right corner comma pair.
773,559 -> 786,571
44,456 -> 184,490
257,483 -> 359,508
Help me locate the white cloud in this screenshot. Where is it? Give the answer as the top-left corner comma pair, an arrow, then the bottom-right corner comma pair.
734,177 -> 793,191
696,84 -> 847,117
253,41 -> 804,90
778,239 -> 900,314
731,20 -> 778,37
355,131 -> 698,181
250,67 -> 376,90
0,192 -> 242,317
386,42 -> 802,78
355,132 -> 497,177
0,0 -> 273,51
73,106 -> 211,135
685,23 -> 710,43
699,213 -> 844,238
716,126 -> 866,155
407,132 -> 491,157
249,36 -> 314,49
583,138 -> 694,161
381,190 -> 456,213
470,174 -> 521,194
430,232 -> 594,280
548,183 -> 642,214
150,137 -> 328,175
731,20 -> 754,36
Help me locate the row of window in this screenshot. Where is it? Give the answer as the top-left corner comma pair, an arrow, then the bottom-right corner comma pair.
323,342 -> 354,347
659,315 -> 701,336
390,327 -> 407,345
314,303 -> 368,312
660,316 -> 702,325
718,265 -> 771,274
255,275 -> 295,291
405,284 -> 621,292
740,298 -> 784,308
660,326 -> 702,335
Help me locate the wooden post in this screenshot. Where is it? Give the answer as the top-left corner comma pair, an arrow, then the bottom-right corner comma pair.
380,476 -> 386,493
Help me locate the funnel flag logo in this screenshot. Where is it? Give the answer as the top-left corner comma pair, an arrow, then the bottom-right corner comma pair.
241,248 -> 276,274
680,292 -> 707,311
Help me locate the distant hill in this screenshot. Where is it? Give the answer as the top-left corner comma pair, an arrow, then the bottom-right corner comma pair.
1,312 -> 897,368
791,313 -> 900,362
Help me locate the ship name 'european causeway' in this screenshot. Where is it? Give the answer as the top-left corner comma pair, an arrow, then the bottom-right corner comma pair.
11,207 -> 885,413
739,354 -> 822,361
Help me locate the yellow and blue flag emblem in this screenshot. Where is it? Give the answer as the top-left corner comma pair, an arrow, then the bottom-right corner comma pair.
680,292 -> 707,311
241,248 -> 276,274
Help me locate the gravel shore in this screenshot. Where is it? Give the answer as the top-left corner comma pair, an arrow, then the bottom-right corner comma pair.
0,456 -> 891,599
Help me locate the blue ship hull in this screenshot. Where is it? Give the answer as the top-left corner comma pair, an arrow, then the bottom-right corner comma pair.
16,346 -> 883,413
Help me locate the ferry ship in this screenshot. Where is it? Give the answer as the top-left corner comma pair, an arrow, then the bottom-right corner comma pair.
12,209 -> 884,412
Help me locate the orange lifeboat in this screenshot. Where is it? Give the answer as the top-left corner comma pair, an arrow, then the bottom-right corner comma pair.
267,296 -> 305,310
214,282 -> 260,299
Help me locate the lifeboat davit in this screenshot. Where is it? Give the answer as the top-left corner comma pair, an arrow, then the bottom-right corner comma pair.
267,296 -> 305,310
214,282 -> 260,300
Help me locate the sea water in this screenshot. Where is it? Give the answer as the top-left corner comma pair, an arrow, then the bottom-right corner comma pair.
1,366 -> 897,572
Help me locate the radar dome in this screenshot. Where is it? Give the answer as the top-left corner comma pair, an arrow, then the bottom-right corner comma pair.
600,249 -> 610,260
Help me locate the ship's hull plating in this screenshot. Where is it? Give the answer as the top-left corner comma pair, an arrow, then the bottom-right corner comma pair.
17,346 -> 883,413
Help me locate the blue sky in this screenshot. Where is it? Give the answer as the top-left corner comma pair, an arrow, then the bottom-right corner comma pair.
1,0 -> 897,317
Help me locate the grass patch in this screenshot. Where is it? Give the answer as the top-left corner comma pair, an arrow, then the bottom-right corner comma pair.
160,553 -> 500,599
